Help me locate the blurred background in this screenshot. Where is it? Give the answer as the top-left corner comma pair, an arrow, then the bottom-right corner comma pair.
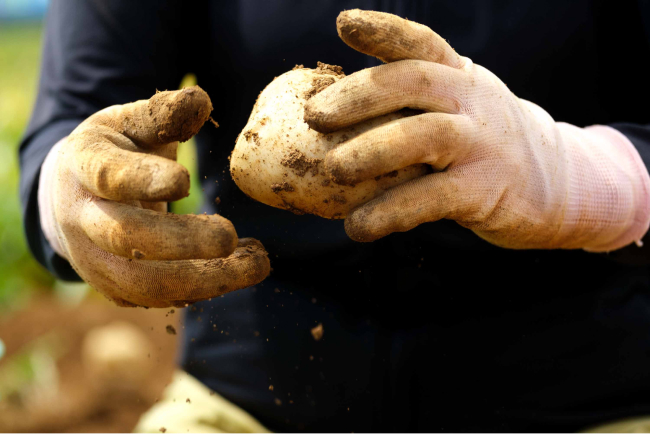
0,1 -> 200,431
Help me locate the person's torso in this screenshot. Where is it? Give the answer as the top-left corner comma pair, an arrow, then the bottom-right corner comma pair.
180,1 -> 650,431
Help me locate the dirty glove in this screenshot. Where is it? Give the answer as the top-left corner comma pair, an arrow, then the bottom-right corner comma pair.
39,87 -> 270,307
305,10 -> 650,251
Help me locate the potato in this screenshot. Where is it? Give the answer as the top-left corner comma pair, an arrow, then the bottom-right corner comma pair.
230,63 -> 428,219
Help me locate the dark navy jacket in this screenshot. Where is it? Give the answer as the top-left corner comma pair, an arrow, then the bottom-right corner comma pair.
19,0 -> 650,431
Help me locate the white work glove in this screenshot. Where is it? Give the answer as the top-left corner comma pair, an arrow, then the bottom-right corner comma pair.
305,10 -> 650,251
39,87 -> 270,307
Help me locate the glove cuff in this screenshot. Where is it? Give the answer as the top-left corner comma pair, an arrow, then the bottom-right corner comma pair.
559,124 -> 650,252
38,139 -> 67,259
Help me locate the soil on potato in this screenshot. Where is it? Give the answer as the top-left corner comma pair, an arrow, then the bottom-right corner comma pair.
304,62 -> 344,100
281,147 -> 322,177
0,295 -> 179,433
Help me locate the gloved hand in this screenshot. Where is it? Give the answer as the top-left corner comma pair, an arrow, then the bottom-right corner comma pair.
305,10 -> 650,251
39,87 -> 270,307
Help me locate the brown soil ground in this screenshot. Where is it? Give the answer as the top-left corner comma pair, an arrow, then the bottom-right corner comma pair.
0,294 -> 180,432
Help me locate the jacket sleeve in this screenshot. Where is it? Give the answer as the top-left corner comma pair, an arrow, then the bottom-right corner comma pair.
19,0 -> 193,280
605,123 -> 650,265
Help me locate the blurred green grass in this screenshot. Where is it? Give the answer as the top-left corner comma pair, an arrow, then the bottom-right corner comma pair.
0,23 -> 53,311
0,23 -> 202,312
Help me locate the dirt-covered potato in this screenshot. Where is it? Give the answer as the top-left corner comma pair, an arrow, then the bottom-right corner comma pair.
230,63 -> 428,219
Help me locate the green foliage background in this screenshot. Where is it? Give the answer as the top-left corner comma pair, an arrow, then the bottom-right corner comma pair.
0,24 -> 53,311
0,24 -> 202,312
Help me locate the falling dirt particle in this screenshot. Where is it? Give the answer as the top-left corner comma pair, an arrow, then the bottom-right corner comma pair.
275,398 -> 282,406
159,428 -> 166,433
309,355 -> 314,361
281,147 -> 322,177
311,298 -> 317,304
271,182 -> 295,193
269,385 -> 274,391
274,288 -> 281,293
186,398 -> 191,403
214,196 -> 221,205
166,325 -> 176,335
209,117 -> 219,128
311,323 -> 324,341
254,330 -> 260,337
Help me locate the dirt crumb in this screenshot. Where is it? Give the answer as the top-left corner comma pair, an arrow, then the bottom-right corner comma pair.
305,75 -> 336,100
315,61 -> 345,76
269,385 -> 274,391
243,130 -> 260,145
271,181 -> 295,193
214,196 -> 221,205
209,117 -> 219,128
292,64 -> 305,70
131,249 -> 145,259
311,323 -> 324,341
165,325 -> 176,335
159,428 -> 167,433
281,147 -> 322,177
274,398 -> 282,406
186,398 -> 191,403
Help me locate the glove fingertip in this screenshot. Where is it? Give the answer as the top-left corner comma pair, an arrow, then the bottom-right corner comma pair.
150,86 -> 213,144
344,205 -> 385,242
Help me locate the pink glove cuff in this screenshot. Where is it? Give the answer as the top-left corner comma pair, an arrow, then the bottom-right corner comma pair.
581,125 -> 650,252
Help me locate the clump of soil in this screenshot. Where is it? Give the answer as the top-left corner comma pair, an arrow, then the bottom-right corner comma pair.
243,130 -> 260,145
304,62 -> 345,99
305,75 -> 336,100
165,325 -> 176,335
281,147 -> 322,177
271,181 -> 295,193
315,61 -> 345,76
